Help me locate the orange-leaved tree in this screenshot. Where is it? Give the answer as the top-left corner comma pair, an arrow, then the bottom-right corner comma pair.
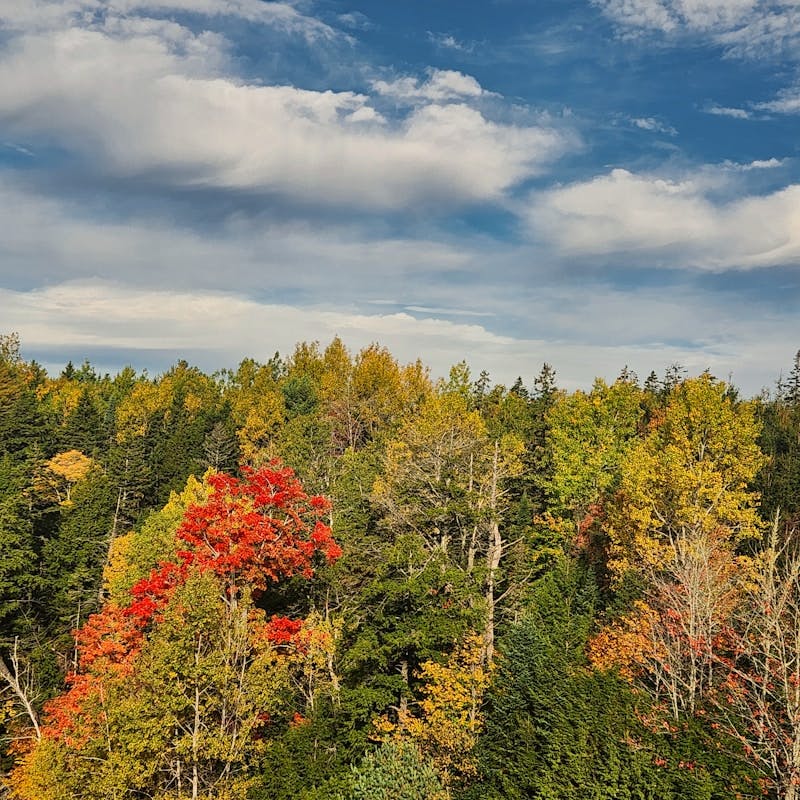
8,464 -> 341,800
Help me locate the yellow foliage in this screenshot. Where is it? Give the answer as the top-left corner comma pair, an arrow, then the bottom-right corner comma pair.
48,450 -> 94,484
101,531 -> 135,601
378,632 -> 493,788
225,362 -> 286,466
115,381 -> 162,442
32,450 -> 95,506
35,378 -> 82,418
605,375 -> 765,581
236,394 -> 285,466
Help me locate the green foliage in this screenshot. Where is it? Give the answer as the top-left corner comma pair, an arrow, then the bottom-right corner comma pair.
0,362 -> 49,460
283,374 -> 319,418
41,467 -> 116,629
756,354 -> 800,522
341,740 -> 447,800
544,378 -> 645,523
59,388 -> 105,455
0,336 -> 796,800
471,562 -> 754,800
249,701 -> 354,800
0,457 -> 38,632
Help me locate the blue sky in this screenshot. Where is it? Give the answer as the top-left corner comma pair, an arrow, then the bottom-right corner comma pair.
1,0 -> 798,393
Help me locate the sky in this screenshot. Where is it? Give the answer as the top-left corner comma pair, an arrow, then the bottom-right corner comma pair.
0,0 -> 799,394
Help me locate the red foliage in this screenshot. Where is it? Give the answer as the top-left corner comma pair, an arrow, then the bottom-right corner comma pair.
40,464 -> 339,744
266,615 -> 304,645
174,466 -> 339,591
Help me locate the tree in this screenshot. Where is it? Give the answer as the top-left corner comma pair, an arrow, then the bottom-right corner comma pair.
9,465 -> 341,800
605,374 -> 764,583
342,740 -> 448,800
59,388 -> 105,455
372,390 -> 523,663
591,376 -> 764,720
542,377 -> 644,540
41,468 -> 117,635
472,562 -> 749,800
0,458 -> 38,633
758,351 -> 800,523
202,420 -> 238,472
783,350 -> 800,406
712,516 -> 800,800
0,359 -> 47,461
32,450 -> 95,507
378,631 -> 491,790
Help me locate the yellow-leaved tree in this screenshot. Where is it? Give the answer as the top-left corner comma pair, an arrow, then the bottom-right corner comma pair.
377,632 -> 492,791
593,374 -> 765,717
32,450 -> 95,507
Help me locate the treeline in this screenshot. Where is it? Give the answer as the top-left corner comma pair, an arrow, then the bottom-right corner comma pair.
1,330 -> 800,799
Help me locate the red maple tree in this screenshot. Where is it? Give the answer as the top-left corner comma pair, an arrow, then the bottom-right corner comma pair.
40,463 -> 340,744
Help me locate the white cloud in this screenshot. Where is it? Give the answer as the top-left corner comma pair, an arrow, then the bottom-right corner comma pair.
0,21 -> 569,210
704,103 -> 753,118
2,279 -> 793,396
372,68 -> 487,103
0,281 -> 532,384
528,167 -> 800,269
756,84 -> 800,113
631,116 -> 678,134
597,0 -> 800,59
0,0 -> 338,40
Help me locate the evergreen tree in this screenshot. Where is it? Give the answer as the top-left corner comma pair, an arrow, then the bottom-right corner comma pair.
59,387 -> 105,455
41,469 -> 116,635
342,740 -> 447,800
472,562 -> 752,800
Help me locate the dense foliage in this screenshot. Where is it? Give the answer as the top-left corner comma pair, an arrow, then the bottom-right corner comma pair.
1,331 -> 799,799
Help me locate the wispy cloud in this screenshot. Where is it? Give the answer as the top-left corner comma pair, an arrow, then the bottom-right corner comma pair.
596,0 -> 800,60
2,141 -> 34,156
756,84 -> 800,114
721,157 -> 784,170
337,11 -> 372,30
426,31 -> 475,52
403,305 -> 495,317
630,116 -> 678,135
0,0 -> 341,40
704,103 -> 753,118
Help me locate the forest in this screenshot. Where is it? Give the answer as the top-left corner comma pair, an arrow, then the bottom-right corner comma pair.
1,330 -> 800,799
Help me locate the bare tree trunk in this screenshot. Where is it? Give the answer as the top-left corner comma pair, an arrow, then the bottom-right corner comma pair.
99,486 -> 126,602
400,659 -> 409,715
0,639 -> 41,740
191,635 -> 202,800
483,442 -> 502,665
